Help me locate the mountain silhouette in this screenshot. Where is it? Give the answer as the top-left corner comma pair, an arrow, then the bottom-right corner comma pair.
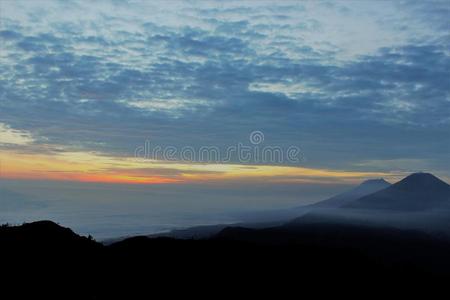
311,178 -> 391,208
1,221 -> 103,299
3,194 -> 450,299
0,220 -> 98,248
344,172 -> 450,211
234,178 -> 392,223
3,173 -> 450,298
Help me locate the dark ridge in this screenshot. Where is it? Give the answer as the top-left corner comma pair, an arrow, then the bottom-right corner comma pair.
2,218 -> 450,298
0,220 -> 97,246
3,174 -> 450,297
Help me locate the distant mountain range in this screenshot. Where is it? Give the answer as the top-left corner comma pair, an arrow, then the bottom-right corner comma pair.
153,172 -> 450,239
344,172 -> 450,211
290,172 -> 450,233
310,178 -> 391,208
310,172 -> 450,211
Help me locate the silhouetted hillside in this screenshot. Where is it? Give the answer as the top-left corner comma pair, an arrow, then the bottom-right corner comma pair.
3,172 -> 450,298
1,221 -> 103,299
1,220 -> 97,247
3,219 -> 450,298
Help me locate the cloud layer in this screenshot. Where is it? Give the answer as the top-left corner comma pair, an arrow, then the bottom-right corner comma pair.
0,0 -> 449,179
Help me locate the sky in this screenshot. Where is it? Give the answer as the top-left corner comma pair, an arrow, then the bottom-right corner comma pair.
0,1 -> 449,208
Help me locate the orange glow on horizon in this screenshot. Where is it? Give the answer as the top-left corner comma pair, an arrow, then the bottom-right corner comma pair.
0,149 -> 396,185
2,172 -> 181,184
0,150 -> 181,184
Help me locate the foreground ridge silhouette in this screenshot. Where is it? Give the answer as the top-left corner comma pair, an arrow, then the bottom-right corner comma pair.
2,219 -> 450,298
2,173 -> 450,298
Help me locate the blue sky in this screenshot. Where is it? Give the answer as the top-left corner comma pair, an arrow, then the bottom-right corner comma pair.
0,0 -> 449,183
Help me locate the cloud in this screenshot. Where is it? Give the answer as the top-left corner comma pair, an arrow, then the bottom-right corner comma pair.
0,0 -> 449,178
0,123 -> 34,145
0,146 -> 394,185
